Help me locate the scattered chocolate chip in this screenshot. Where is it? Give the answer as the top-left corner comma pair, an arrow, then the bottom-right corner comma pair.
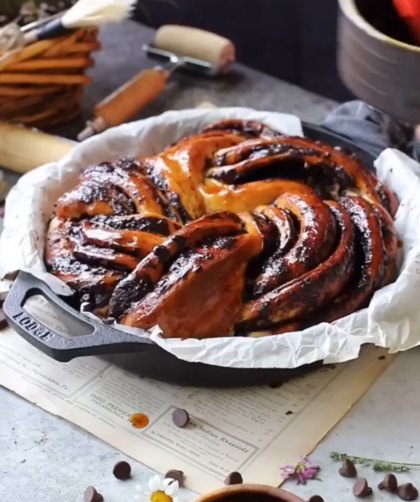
398,483 -> 419,501
224,471 -> 243,485
308,496 -> 324,502
172,409 -> 190,428
113,461 -> 131,480
269,382 -> 283,389
165,469 -> 184,486
84,486 -> 103,502
353,478 -> 373,498
0,309 -> 8,330
378,473 -> 398,492
378,356 -> 386,360
339,459 -> 357,478
286,410 -> 293,416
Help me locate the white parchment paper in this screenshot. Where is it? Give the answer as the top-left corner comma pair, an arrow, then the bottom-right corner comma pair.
1,107 -> 420,369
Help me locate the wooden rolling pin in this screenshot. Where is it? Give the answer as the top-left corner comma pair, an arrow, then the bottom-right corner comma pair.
0,122 -> 74,173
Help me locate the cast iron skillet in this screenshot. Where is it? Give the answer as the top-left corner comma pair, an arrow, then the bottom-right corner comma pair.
3,123 -> 377,387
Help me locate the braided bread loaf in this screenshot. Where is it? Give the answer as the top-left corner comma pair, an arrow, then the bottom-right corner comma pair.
45,119 -> 399,338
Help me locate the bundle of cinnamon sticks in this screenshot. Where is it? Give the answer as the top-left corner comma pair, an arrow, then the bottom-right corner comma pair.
0,27 -> 99,129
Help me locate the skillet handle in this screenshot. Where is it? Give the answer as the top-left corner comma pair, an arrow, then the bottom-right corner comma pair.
3,271 -> 153,362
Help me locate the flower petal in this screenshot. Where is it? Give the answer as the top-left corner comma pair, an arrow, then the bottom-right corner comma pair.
149,475 -> 163,492
280,465 -> 296,478
163,478 -> 173,489
296,472 -> 306,484
165,480 -> 179,496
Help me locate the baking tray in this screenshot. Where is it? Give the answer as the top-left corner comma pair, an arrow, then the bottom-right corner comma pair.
3,123 -> 377,386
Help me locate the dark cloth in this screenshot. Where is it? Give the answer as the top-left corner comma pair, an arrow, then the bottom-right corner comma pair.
134,0 -> 352,102
322,100 -> 414,158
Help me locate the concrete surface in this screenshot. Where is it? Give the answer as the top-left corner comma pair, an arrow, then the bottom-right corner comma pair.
3,19 -> 413,502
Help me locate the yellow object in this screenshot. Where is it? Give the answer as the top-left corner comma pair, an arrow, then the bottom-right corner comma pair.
0,122 -> 74,174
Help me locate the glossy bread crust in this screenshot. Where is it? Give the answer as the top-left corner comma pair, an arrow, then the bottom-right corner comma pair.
45,119 -> 399,338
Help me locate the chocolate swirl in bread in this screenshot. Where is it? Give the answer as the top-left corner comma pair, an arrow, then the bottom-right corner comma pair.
45,119 -> 398,338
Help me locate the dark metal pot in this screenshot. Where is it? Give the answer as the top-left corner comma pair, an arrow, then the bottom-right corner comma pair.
338,0 -> 420,124
3,123 -> 376,387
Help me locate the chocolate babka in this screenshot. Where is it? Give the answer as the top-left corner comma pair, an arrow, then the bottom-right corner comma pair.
45,119 -> 398,338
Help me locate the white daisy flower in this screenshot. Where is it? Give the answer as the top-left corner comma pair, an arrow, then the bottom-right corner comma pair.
134,475 -> 183,502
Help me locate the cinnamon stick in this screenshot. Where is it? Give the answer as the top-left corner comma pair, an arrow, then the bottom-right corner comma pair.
0,73 -> 91,84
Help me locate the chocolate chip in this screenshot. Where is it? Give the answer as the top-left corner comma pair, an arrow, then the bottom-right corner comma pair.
308,496 -> 324,502
378,356 -> 386,360
224,471 -> 243,485
398,483 -> 419,501
339,459 -> 357,478
84,486 -> 103,502
165,469 -> 184,486
172,409 -> 190,428
0,309 -> 8,330
378,473 -> 398,492
113,461 -> 131,480
353,478 -> 373,498
286,410 -> 293,415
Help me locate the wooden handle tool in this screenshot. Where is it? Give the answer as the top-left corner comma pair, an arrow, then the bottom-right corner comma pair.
78,67 -> 167,140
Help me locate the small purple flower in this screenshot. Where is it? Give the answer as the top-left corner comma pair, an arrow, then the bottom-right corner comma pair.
281,456 -> 320,484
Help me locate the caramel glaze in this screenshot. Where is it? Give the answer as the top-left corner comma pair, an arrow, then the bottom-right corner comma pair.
263,196 -> 386,336
235,201 -> 355,332
120,233 -> 262,338
108,212 -> 247,321
81,159 -> 182,222
252,184 -> 337,298
207,137 -> 396,214
80,215 -> 181,257
45,119 -> 399,338
144,133 -> 243,223
46,217 -> 123,293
